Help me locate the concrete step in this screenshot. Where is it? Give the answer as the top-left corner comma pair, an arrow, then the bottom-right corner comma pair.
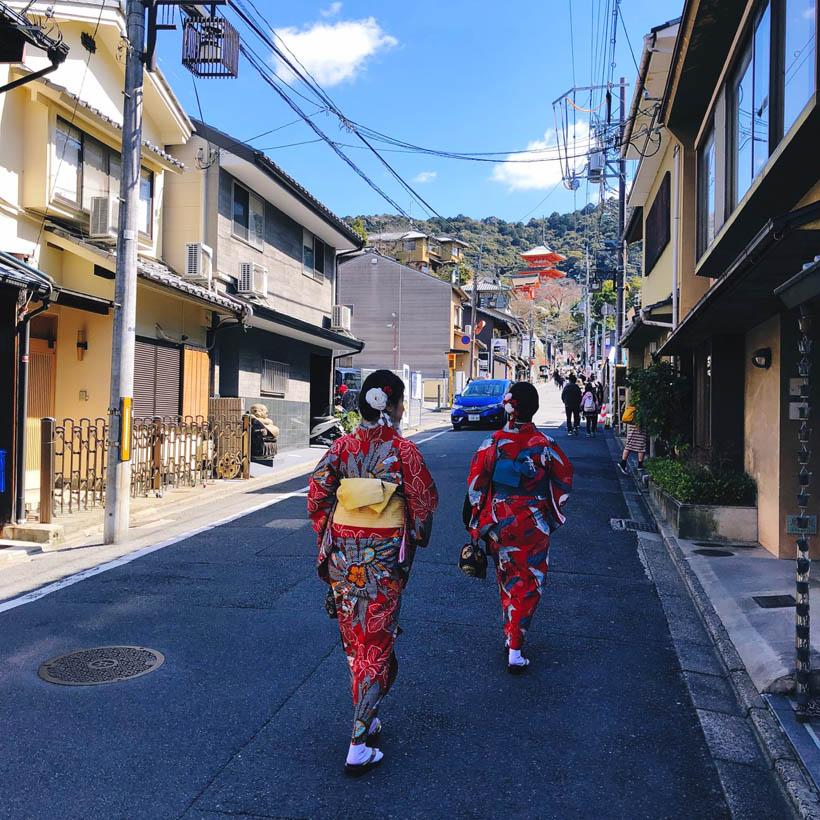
0,540 -> 43,564
2,522 -> 64,546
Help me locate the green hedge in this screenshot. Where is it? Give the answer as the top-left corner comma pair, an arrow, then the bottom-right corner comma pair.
645,458 -> 757,506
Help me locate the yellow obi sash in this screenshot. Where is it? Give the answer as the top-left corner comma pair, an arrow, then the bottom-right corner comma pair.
334,478 -> 405,528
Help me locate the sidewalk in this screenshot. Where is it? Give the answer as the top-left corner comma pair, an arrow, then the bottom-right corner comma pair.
0,413 -> 449,606
617,441 -> 820,814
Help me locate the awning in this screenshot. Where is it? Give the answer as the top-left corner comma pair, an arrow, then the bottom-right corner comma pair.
248,302 -> 364,354
0,253 -> 52,296
620,297 -> 673,350
42,226 -> 248,317
658,202 -> 820,355
53,287 -> 114,315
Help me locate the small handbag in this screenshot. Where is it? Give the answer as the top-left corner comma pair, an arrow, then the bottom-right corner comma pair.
459,541 -> 488,579
622,404 -> 636,423
324,587 -> 338,619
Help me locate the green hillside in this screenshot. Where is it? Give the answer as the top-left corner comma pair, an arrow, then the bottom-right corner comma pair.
345,200 -> 640,283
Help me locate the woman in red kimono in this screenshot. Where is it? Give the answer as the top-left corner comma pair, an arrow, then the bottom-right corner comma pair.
308,370 -> 438,774
466,381 -> 573,673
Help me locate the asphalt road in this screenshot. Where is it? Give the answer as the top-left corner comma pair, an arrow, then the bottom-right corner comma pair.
0,390 -> 790,819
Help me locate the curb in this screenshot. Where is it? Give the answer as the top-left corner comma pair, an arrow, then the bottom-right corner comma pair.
622,456 -> 820,819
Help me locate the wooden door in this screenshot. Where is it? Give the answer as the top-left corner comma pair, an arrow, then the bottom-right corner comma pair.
182,347 -> 209,420
25,339 -> 56,489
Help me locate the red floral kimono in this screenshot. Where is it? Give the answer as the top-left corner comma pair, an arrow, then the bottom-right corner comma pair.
308,422 -> 438,745
467,421 -> 573,650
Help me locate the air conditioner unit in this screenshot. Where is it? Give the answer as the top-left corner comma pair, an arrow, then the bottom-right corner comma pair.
89,196 -> 116,241
238,261 -> 268,297
331,304 -> 351,332
184,242 -> 213,285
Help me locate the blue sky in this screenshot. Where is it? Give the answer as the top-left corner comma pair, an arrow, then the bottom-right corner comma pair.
156,0 -> 684,222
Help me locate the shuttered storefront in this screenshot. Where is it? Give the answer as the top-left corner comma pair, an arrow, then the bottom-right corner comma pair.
133,338 -> 181,418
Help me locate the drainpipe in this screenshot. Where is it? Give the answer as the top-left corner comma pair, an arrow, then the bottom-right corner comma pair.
15,298 -> 51,523
0,42 -> 69,95
672,143 -> 681,329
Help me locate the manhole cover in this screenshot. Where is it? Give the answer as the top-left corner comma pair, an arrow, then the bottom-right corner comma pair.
610,518 -> 658,533
753,594 -> 797,609
693,548 -> 735,557
38,646 -> 164,686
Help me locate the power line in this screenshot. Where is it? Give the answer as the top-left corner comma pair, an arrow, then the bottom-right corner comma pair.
618,5 -> 641,76
239,43 -> 415,217
228,0 -> 441,219
518,180 -> 563,222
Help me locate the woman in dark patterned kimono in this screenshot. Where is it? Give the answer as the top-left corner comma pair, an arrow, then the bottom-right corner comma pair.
466,382 -> 573,673
308,370 -> 438,775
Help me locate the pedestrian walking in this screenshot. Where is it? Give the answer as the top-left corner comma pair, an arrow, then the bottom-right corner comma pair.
561,374 -> 582,435
581,382 -> 600,437
308,370 -> 439,775
618,413 -> 648,474
465,382 -> 574,672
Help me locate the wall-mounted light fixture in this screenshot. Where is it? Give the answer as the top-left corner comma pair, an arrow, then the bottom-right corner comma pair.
752,347 -> 772,369
76,329 -> 88,361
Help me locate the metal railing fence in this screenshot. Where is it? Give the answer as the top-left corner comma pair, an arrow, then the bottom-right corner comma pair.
41,412 -> 250,520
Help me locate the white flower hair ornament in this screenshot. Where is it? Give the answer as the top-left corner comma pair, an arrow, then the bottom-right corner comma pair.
365,387 -> 389,411
503,392 -> 516,415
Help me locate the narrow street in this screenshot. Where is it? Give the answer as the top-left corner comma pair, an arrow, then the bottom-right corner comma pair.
0,386 -> 790,819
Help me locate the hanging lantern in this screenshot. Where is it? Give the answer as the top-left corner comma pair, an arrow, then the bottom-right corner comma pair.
182,17 -> 239,78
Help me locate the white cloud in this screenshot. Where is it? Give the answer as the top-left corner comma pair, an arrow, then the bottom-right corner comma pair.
275,17 -> 397,87
320,2 -> 342,17
412,171 -> 437,183
491,123 -> 590,192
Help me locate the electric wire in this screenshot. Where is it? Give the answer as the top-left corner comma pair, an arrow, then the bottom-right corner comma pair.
228,0 -> 441,219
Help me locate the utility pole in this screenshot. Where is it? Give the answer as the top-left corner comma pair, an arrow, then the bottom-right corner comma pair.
104,0 -> 145,544
585,244 -> 591,373
615,76 -> 626,366
468,237 -> 483,381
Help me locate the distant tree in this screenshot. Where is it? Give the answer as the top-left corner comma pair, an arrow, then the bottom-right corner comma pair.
351,217 -> 368,244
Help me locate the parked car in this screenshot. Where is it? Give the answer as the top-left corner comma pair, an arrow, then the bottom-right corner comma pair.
451,379 -> 513,430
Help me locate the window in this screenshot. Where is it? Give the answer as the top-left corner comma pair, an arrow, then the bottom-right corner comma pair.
81,135 -> 108,211
133,339 -> 181,418
730,3 -> 771,207
314,237 -> 326,278
302,230 -> 326,280
53,118 -> 152,234
698,127 -> 717,256
54,120 -> 82,204
783,0 -> 816,133
232,182 -> 264,250
403,240 -> 416,251
261,359 -> 289,396
645,172 -> 671,273
302,229 -> 315,275
138,169 -> 153,236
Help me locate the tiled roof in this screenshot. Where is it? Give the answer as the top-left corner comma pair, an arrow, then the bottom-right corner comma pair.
192,119 -> 361,247
31,74 -> 185,169
137,258 -> 248,315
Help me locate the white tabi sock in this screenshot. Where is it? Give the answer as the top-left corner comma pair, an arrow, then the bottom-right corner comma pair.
347,742 -> 383,765
508,648 -> 528,666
